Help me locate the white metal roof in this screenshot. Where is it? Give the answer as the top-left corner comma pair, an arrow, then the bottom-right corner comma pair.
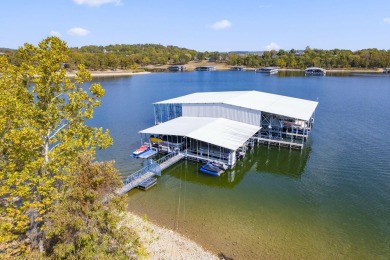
139,117 -> 260,151
155,90 -> 318,121
305,67 -> 326,71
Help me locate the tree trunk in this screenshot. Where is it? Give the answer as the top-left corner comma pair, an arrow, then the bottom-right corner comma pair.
26,208 -> 45,252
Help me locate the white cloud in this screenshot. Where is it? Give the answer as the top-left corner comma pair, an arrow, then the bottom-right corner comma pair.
50,30 -> 61,37
265,42 -> 280,51
67,27 -> 90,36
73,0 -> 121,7
211,19 -> 232,30
384,18 -> 390,23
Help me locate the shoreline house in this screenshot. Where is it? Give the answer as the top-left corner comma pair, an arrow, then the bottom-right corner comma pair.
139,91 -> 318,168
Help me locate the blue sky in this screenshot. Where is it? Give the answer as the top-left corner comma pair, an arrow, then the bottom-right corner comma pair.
1,0 -> 390,51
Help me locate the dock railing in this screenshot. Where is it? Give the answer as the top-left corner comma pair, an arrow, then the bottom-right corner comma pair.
122,151 -> 183,186
123,160 -> 161,186
155,150 -> 178,164
156,151 -> 184,171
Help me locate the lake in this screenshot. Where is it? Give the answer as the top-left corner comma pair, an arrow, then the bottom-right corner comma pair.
90,71 -> 390,259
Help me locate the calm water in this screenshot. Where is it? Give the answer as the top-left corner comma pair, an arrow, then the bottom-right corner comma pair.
90,71 -> 390,259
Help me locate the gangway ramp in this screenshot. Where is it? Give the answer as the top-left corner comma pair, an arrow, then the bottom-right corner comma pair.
159,152 -> 184,171
118,152 -> 184,194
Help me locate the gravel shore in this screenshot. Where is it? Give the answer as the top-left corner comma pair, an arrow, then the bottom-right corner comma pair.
67,70 -> 151,77
123,213 -> 218,260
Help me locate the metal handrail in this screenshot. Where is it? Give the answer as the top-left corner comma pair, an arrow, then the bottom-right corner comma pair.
155,151 -> 179,165
124,160 -> 160,185
123,152 -> 180,186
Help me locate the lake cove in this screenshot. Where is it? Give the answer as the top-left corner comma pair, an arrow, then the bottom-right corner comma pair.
91,71 -> 390,259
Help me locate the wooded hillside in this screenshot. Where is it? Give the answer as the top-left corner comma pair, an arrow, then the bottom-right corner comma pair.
3,44 -> 390,70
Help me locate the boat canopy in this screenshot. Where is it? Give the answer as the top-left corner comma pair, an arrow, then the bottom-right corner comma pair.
139,117 -> 260,151
305,67 -> 326,72
154,90 -> 318,121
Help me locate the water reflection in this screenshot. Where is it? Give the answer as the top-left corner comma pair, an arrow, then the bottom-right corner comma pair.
163,147 -> 258,188
163,162 -> 244,189
255,145 -> 311,178
276,70 -> 305,77
276,70 -> 357,78
163,144 -> 311,188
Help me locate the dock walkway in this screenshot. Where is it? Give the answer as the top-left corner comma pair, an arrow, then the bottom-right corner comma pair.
256,137 -> 303,149
159,152 -> 185,171
118,152 -> 184,194
184,153 -> 223,164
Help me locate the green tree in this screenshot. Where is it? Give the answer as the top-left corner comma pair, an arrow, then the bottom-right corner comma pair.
0,37 -> 112,257
141,56 -> 151,65
45,154 -> 141,259
178,53 -> 192,64
106,53 -> 120,70
276,56 -> 287,68
227,53 -> 241,65
156,56 -> 167,65
170,54 -> 179,64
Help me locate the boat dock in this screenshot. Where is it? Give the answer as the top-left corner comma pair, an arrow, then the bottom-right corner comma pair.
119,136 -> 302,194
118,150 -> 229,194
120,91 -> 319,194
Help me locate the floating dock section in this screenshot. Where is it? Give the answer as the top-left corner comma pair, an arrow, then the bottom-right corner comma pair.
138,177 -> 157,190
137,149 -> 157,159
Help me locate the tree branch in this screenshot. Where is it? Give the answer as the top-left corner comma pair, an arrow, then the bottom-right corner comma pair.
50,93 -> 63,102
49,122 -> 69,140
49,142 -> 61,153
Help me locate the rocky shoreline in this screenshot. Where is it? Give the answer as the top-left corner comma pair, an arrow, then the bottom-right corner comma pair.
123,213 -> 218,259
65,64 -> 385,77
67,70 -> 151,78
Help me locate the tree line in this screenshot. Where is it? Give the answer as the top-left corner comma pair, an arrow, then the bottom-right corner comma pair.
227,48 -> 390,69
3,44 -> 390,70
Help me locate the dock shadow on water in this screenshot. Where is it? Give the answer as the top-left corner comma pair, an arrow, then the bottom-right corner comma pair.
254,145 -> 311,179
164,144 -> 310,186
127,145 -> 328,259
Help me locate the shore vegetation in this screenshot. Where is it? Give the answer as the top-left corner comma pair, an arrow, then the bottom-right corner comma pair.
3,45 -> 390,71
0,37 -> 141,258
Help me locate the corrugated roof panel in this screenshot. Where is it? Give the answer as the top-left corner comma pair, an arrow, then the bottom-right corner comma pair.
139,117 -> 216,136
187,118 -> 260,150
139,117 -> 260,150
154,91 -> 318,121
154,91 -> 247,104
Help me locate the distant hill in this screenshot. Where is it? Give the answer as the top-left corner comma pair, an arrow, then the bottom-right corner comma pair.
0,47 -> 15,54
229,51 -> 264,55
1,42 -> 389,70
